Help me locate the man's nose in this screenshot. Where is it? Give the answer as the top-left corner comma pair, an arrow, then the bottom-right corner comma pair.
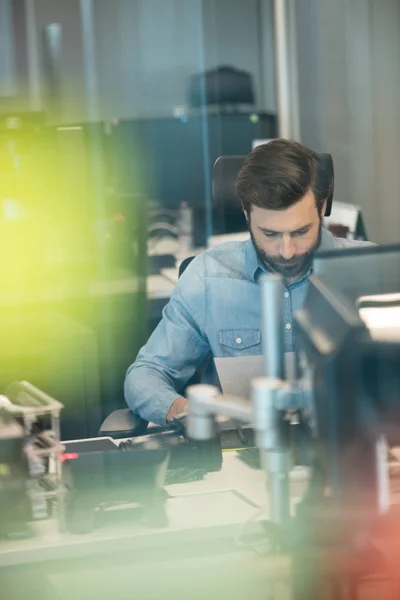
279,235 -> 296,260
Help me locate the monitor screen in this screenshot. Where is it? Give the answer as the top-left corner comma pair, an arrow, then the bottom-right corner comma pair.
313,244 -> 400,305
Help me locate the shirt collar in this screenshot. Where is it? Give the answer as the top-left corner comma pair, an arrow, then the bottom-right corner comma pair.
319,226 -> 336,251
244,238 -> 266,282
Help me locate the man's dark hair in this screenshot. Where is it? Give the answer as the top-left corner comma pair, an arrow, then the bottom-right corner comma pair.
236,139 -> 331,215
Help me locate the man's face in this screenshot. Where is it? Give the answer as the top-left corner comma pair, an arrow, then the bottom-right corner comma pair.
247,189 -> 325,281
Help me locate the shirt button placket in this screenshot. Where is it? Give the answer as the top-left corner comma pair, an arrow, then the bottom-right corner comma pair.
283,288 -> 293,351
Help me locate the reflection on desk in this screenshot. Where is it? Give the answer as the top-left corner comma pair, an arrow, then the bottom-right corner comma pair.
147,273 -> 176,300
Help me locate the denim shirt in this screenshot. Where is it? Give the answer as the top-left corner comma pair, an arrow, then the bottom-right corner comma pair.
125,228 -> 370,425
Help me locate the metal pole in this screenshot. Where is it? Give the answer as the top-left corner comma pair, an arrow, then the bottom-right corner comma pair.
79,0 -> 107,272
287,0 -> 301,141
80,0 -> 99,122
260,274 -> 284,379
267,453 -> 291,525
273,0 -> 292,138
258,276 -> 291,527
197,1 -> 213,243
25,0 -> 41,110
253,379 -> 291,527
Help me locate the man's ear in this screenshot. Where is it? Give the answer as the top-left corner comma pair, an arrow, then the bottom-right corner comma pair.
243,209 -> 250,225
321,199 -> 327,217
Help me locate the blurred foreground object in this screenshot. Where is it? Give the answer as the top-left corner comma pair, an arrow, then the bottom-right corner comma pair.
0,381 -> 63,539
186,244 -> 400,599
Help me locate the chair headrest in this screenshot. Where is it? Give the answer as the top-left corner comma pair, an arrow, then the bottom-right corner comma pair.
212,153 -> 334,217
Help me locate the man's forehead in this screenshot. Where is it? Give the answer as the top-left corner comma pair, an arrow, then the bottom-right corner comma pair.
251,197 -> 318,232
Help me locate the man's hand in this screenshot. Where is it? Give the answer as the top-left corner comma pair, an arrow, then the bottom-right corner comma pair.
167,397 -> 188,421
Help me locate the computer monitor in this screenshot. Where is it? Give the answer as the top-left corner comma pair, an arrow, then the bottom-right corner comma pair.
313,244 -> 400,305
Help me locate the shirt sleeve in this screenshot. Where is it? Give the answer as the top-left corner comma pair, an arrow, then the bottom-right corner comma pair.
124,254 -> 210,425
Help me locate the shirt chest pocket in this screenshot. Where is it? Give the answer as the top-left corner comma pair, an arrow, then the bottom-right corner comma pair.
218,329 -> 261,357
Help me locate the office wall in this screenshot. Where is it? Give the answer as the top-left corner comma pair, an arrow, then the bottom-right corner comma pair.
14,0 -> 275,122
295,0 -> 400,244
95,0 -> 275,120
94,0 -> 204,120
369,0 -> 400,244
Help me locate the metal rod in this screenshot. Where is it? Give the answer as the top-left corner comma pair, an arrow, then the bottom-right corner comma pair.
80,0 -> 99,122
253,380 -> 291,527
273,0 -> 292,139
187,384 -> 253,441
267,452 -> 291,525
25,0 -> 41,110
196,1 -> 213,243
260,274 -> 284,379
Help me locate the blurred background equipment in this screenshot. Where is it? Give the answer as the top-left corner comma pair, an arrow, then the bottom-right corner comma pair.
0,409 -> 29,538
62,418 -> 222,535
188,65 -> 255,108
0,381 -> 63,539
0,113 -> 148,440
109,110 -> 277,247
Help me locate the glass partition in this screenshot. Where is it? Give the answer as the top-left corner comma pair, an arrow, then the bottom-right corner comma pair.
0,0 -> 277,438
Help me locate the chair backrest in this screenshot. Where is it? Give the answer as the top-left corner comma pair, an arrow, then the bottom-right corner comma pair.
178,256 -> 195,278
212,152 -> 334,217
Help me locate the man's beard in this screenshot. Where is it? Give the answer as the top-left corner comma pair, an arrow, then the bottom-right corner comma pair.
250,222 -> 322,281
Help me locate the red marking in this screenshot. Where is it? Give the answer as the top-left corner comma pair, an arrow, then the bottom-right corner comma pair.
60,452 -> 79,463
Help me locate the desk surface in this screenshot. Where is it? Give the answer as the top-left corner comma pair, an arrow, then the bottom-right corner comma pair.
3,452 -> 400,600
0,451 -> 296,600
0,452 -> 271,569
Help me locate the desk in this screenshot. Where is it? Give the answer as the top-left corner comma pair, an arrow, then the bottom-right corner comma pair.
0,452 -> 298,600
3,452 -> 400,599
146,273 -> 175,300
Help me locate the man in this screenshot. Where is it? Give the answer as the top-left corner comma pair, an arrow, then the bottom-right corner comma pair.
125,139 -> 370,425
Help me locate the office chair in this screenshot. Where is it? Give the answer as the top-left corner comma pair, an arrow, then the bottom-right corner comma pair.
99,150 -> 336,439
